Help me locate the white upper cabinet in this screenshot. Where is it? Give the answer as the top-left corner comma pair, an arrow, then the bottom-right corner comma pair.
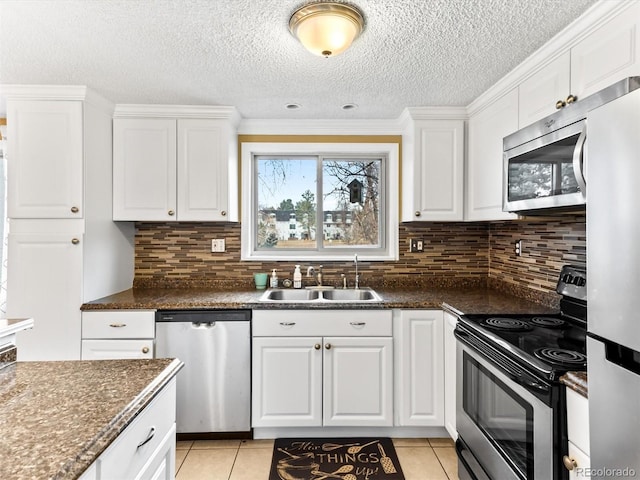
518,52 -> 571,128
177,119 -> 233,221
571,1 -> 640,100
7,100 -> 84,218
466,89 -> 519,222
518,2 -> 640,128
402,112 -> 465,222
112,106 -> 239,222
113,118 -> 176,221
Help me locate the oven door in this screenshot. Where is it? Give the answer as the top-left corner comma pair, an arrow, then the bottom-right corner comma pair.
456,340 -> 554,480
503,119 -> 586,213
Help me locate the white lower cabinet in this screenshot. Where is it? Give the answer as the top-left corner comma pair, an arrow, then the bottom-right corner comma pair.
565,387 -> 590,480
443,311 -> 458,439
252,310 -> 393,428
81,310 -> 155,360
81,378 -> 177,480
394,310 -> 444,427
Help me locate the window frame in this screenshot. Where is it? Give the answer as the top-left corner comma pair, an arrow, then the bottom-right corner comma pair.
241,141 -> 399,261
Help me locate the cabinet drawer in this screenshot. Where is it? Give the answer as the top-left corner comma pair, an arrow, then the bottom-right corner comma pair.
253,310 -> 392,337
82,310 -> 155,339
567,441 -> 590,480
81,339 -> 154,360
99,379 -> 176,479
566,387 -> 590,455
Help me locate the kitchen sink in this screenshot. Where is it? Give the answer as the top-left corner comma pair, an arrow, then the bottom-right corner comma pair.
259,287 -> 382,303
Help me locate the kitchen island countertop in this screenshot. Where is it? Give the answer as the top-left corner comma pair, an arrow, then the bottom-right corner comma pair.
81,284 -> 558,316
0,358 -> 183,480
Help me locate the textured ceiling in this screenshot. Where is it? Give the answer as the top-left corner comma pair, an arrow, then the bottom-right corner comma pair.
0,0 -> 599,119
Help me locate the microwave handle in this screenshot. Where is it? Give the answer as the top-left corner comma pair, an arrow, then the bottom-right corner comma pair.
572,126 -> 587,196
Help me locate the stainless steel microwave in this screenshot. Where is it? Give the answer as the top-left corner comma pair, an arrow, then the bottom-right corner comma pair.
503,76 -> 640,214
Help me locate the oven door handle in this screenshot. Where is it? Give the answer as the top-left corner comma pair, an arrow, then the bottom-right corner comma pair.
457,328 -> 551,396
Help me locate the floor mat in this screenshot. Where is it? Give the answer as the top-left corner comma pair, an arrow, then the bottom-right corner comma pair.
269,437 -> 405,480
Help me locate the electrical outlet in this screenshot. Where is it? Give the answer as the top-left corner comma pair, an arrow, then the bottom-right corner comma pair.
211,239 -> 225,252
409,238 -> 424,253
515,239 -> 522,257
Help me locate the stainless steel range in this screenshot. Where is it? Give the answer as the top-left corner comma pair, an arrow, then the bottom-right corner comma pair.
455,265 -> 587,480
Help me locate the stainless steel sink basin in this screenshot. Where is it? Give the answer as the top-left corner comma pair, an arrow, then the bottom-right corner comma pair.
259,288 -> 382,303
321,289 -> 380,301
261,289 -> 320,301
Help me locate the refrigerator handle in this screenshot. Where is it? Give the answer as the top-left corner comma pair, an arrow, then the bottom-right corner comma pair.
572,125 -> 587,197
605,341 -> 640,376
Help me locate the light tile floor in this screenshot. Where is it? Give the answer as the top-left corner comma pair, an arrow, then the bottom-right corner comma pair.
175,438 -> 458,480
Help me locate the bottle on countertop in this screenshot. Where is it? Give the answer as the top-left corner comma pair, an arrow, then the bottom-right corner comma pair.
293,265 -> 302,289
270,269 -> 278,288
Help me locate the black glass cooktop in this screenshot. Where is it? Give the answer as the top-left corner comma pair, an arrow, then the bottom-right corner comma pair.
458,313 -> 587,378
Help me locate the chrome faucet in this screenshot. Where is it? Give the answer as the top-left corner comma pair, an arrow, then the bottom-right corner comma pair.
306,265 -> 323,286
354,254 -> 359,289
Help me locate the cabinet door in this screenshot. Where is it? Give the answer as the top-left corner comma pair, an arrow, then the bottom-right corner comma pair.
177,119 -> 231,221
113,118 -> 177,221
466,88 -> 519,221
518,52 -> 571,128
403,120 -> 464,221
252,336 -> 323,427
571,2 -> 640,100
394,310 -> 444,426
7,100 -> 83,218
8,232 -> 83,360
443,311 -> 458,439
323,336 -> 393,427
81,339 -> 153,360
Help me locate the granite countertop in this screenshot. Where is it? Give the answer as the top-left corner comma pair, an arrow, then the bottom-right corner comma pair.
0,358 -> 183,480
560,371 -> 588,398
81,285 -> 558,316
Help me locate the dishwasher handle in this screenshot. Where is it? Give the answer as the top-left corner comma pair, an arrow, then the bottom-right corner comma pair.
156,309 -> 251,323
192,321 -> 216,328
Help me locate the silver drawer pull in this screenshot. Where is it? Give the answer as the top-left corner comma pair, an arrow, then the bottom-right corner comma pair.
109,323 -> 127,328
350,321 -> 366,326
137,426 -> 156,449
142,346 -> 150,354
280,322 -> 296,326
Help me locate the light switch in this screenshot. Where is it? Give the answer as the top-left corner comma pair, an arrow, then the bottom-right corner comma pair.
211,239 -> 225,252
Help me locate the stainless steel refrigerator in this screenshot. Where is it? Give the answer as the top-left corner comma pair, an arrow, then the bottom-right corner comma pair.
587,86 -> 640,479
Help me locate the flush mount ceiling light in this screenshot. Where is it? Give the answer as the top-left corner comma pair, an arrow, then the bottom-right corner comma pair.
289,2 -> 364,58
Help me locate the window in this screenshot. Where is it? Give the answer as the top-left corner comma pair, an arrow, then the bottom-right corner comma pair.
241,141 -> 398,261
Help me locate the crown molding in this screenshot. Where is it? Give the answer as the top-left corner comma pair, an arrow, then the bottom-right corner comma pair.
113,104 -> 241,125
1,84 -> 114,113
467,0 -> 634,116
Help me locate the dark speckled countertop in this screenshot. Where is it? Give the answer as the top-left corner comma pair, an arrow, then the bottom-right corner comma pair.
560,371 -> 588,398
0,358 -> 183,480
81,285 -> 558,315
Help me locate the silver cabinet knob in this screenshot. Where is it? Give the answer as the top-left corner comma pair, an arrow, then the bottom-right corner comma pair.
325,343 -> 332,350
314,344 -> 321,350
415,211 -> 421,217
168,210 -> 175,216
70,206 -> 79,213
221,210 -> 227,216
556,99 -> 566,109
71,238 -> 80,245
566,94 -> 577,105
142,346 -> 150,354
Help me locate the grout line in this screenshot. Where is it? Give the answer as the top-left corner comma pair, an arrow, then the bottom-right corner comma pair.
432,446 -> 454,480
227,444 -> 241,480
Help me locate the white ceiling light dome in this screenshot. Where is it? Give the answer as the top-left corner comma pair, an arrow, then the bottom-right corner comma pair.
289,2 -> 364,58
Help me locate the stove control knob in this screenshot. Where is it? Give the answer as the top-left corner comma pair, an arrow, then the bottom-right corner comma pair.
563,455 -> 578,471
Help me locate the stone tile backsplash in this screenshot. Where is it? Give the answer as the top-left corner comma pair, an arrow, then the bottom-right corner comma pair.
134,214 -> 585,297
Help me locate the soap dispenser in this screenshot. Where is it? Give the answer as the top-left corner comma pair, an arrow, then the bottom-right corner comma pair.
270,269 -> 278,288
293,265 -> 302,289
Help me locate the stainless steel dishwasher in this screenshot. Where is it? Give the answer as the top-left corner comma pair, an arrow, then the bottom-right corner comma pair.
155,310 -> 251,437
